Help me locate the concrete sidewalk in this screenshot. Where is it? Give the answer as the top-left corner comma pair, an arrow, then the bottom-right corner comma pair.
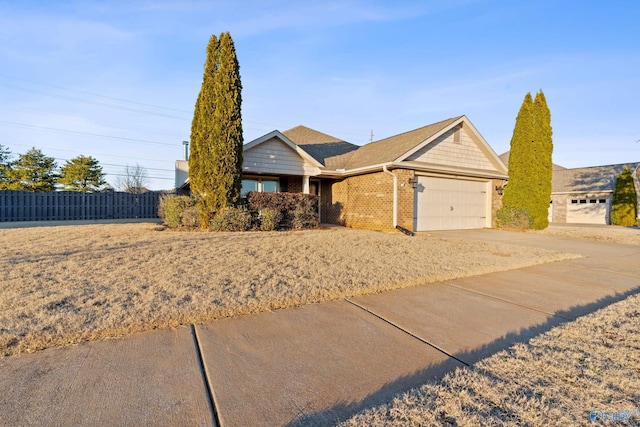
1,231 -> 639,426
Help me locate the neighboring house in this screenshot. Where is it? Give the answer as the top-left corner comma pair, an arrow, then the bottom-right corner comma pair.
176,116 -> 509,231
550,163 -> 640,224
499,152 -> 640,225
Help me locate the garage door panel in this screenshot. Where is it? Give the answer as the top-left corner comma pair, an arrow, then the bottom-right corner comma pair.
566,201 -> 608,224
415,177 -> 488,231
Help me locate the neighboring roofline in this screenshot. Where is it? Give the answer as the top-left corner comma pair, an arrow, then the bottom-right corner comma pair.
243,130 -> 324,168
394,116 -> 508,174
552,191 -> 614,195
558,162 -> 640,171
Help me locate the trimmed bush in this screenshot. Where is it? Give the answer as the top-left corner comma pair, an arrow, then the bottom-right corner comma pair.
259,208 -> 282,231
496,206 -> 532,230
210,206 -> 252,231
292,198 -> 319,229
181,206 -> 200,228
247,192 -> 319,230
157,192 -> 174,220
163,195 -> 197,228
611,167 -> 637,226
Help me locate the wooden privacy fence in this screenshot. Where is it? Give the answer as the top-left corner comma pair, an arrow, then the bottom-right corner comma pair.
0,191 -> 161,222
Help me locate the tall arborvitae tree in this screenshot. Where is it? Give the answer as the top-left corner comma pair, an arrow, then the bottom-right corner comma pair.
189,32 -> 243,226
189,35 -> 217,222
531,90 -> 553,229
502,93 -> 535,216
610,167 -> 637,226
500,91 -> 553,230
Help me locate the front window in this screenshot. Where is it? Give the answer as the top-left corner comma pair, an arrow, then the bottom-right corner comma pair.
241,179 -> 259,197
241,177 -> 279,197
261,180 -> 278,193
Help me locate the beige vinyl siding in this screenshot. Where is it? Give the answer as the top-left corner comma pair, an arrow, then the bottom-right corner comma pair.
243,137 -> 319,176
407,128 -> 496,171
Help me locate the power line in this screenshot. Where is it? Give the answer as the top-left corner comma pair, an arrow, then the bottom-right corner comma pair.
0,105 -> 188,137
4,142 -> 174,164
0,120 -> 178,147
0,74 -> 191,113
0,76 -> 370,141
1,83 -> 191,121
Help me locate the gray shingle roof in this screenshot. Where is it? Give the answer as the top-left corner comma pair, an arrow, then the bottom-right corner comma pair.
552,163 -> 640,193
282,125 -> 359,167
340,116 -> 463,170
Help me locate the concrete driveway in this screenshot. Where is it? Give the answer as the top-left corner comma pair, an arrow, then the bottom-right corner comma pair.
1,230 -> 639,426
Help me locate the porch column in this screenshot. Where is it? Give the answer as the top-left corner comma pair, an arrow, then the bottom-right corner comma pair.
302,175 -> 310,194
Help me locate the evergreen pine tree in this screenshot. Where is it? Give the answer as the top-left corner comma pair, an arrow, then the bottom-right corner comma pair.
502,93 -> 535,217
0,144 -> 11,188
531,90 -> 553,229
610,167 -> 637,226
5,147 -> 58,192
189,32 -> 243,226
58,155 -> 106,192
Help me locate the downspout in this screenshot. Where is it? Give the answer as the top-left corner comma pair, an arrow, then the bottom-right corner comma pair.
382,165 -> 398,228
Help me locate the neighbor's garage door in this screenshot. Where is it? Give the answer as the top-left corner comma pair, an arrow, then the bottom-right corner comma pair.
566,198 -> 609,224
415,176 -> 488,231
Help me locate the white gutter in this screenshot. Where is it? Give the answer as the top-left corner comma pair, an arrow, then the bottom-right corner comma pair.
382,165 -> 398,227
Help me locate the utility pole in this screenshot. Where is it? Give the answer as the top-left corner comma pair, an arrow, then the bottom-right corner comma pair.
370,130 -> 374,143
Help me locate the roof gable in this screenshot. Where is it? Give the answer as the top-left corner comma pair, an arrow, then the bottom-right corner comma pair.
404,121 -> 505,172
282,125 -> 359,166
244,130 -> 323,168
243,133 -> 321,176
340,116 -> 462,170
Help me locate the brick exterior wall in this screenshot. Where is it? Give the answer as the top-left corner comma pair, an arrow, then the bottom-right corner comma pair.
317,169 -> 417,232
319,172 -> 395,231
491,179 -> 505,228
282,176 -> 303,194
550,194 -> 567,223
395,169 -> 415,231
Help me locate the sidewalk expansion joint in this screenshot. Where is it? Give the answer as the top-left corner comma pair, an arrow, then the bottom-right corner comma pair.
345,299 -> 470,367
441,282 -> 572,321
191,324 -> 222,427
526,267 -> 640,292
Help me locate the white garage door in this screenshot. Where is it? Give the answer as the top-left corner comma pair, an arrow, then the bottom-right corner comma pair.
566,198 -> 609,224
415,176 -> 488,231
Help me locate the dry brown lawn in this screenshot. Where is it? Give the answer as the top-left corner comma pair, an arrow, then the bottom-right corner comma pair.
341,293 -> 640,427
0,223 -> 575,357
536,224 -> 640,245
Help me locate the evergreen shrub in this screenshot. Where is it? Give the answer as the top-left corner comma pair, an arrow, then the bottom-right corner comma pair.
611,168 -> 637,226
210,206 -> 252,231
247,192 -> 319,229
163,196 -> 196,228
258,208 -> 282,231
496,206 -> 532,230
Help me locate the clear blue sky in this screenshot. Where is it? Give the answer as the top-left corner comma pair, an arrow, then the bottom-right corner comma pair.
1,0 -> 638,190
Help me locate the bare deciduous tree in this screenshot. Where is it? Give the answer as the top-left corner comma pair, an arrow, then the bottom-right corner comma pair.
114,164 -> 149,193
